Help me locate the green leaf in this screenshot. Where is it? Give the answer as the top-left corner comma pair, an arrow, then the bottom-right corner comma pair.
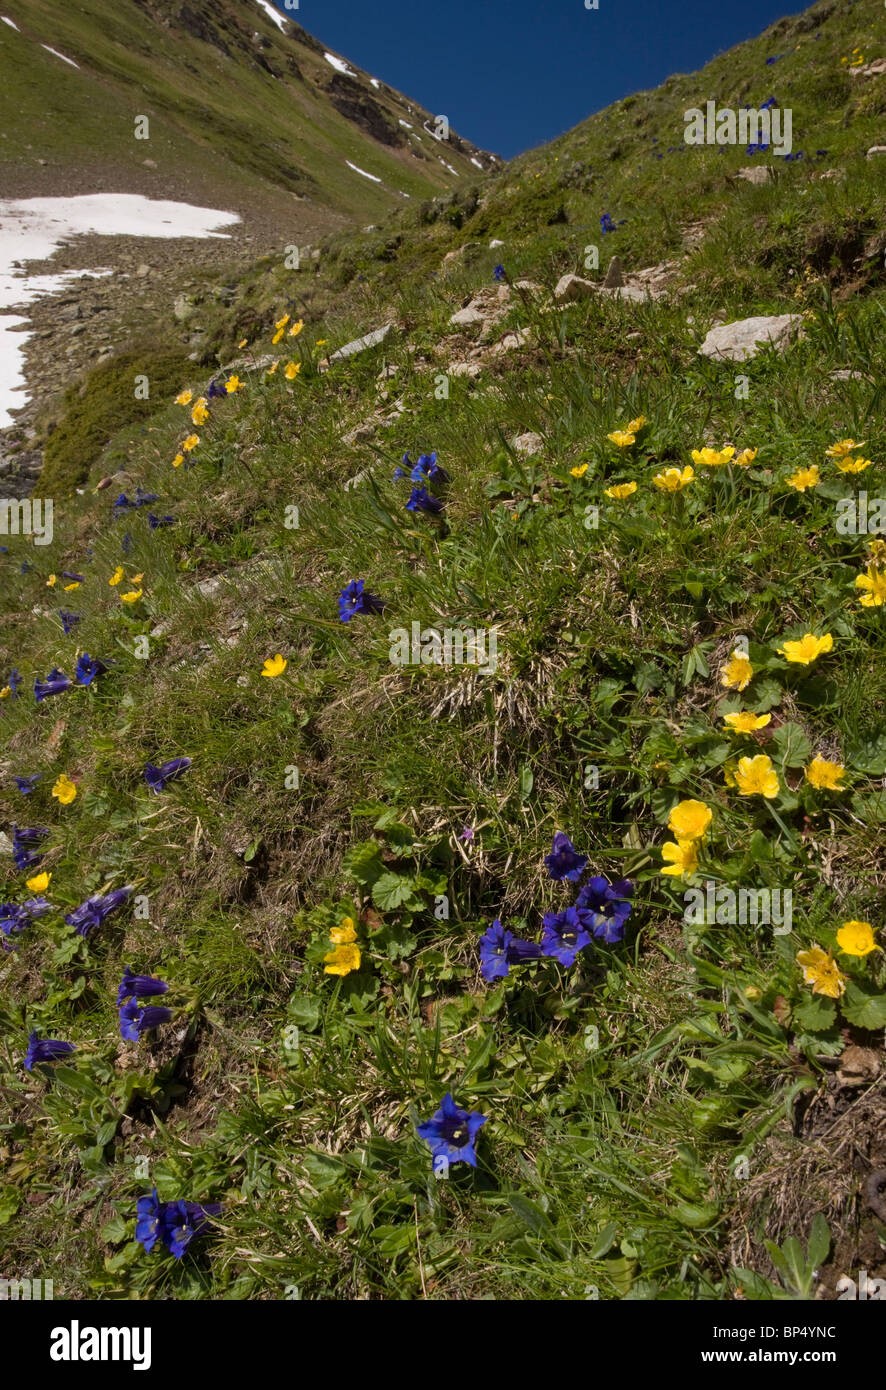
342,840 -> 384,886
303,1152 -> 348,1189
287,995 -> 321,1031
841,982 -> 886,1031
846,732 -> 886,776
588,1221 -> 618,1259
519,764 -> 534,798
0,1185 -> 22,1226
371,872 -> 415,911
100,1215 -> 129,1244
806,1213 -> 830,1271
771,721 -> 812,769
507,1192 -> 555,1238
792,994 -> 837,1033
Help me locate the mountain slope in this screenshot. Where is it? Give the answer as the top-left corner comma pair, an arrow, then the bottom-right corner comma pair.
0,0 -> 498,225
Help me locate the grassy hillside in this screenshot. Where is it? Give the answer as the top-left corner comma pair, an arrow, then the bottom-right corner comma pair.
1,0 -> 885,1300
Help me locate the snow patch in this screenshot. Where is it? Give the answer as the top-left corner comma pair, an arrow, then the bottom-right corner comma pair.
254,0 -> 287,31
471,158 -> 483,169
399,120 -> 413,129
345,161 -> 382,184
1,15 -> 19,30
324,52 -> 355,76
440,160 -> 459,176
369,77 -> 380,89
41,44 -> 79,68
0,194 -> 240,428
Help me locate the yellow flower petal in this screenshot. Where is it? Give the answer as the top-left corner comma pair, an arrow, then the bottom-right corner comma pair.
51,774 -> 77,805
261,654 -> 287,678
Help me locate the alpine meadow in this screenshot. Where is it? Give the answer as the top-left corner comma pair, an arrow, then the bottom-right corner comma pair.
1,0 -> 886,1318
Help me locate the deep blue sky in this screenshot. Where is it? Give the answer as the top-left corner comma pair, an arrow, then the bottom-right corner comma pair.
273,0 -> 801,157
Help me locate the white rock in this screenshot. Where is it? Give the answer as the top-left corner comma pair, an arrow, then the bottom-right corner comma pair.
328,324 -> 395,361
512,431 -> 543,456
489,239 -> 505,248
866,146 -> 886,159
449,304 -> 486,327
698,314 -> 803,363
554,273 -> 597,303
735,166 -> 773,184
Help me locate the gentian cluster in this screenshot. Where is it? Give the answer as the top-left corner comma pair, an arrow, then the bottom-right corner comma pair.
136,1189 -> 221,1259
1,897 -> 51,949
14,774 -> 41,794
59,610 -> 80,636
76,653 -> 110,686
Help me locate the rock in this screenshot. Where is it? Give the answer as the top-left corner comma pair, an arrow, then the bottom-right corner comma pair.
554,273 -> 596,303
830,368 -> 871,382
449,304 -> 485,327
377,364 -> 398,380
0,831 -> 12,857
698,313 -> 804,363
866,146 -> 886,159
512,431 -> 544,456
328,323 -> 395,362
736,166 -> 773,184
173,294 -> 196,323
598,284 -> 649,303
849,58 -> 886,78
489,327 -> 531,355
603,256 -> 625,288
135,264 -> 151,277
342,422 -> 375,445
812,168 -> 842,181
448,361 -> 482,378
513,279 -> 543,293
489,239 -> 505,248
142,158 -> 158,168
343,470 -> 368,491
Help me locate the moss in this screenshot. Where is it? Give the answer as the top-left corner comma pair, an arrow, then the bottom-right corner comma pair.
39,349 -> 192,496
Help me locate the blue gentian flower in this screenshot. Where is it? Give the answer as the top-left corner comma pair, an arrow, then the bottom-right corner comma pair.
34,668 -> 71,701
144,757 -> 192,793
75,653 -> 107,686
479,919 -> 543,981
405,486 -> 444,514
119,999 -> 173,1041
409,451 -> 450,485
337,579 -> 386,623
416,1092 -> 487,1169
600,213 -> 616,234
24,1032 -> 75,1070
14,774 -> 41,794
544,831 -> 588,882
136,1191 -> 221,1258
61,571 -> 84,583
118,967 -> 170,1006
493,264 -> 506,281
207,378 -> 227,400
540,906 -> 594,966
59,610 -> 80,636
1,902 -> 32,943
760,97 -> 777,110
575,875 -> 634,944
7,669 -> 22,694
135,488 -> 159,506
19,561 -> 29,574
12,824 -> 49,870
65,886 -> 132,938
147,513 -> 175,529
161,1199 -> 222,1260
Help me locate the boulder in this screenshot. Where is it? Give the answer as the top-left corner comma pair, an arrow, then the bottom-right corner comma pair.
328,323 -> 395,361
698,313 -> 803,363
554,273 -> 596,303
735,166 -> 773,184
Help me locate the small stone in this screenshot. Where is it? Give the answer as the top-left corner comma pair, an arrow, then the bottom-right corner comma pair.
554,273 -> 596,303
866,146 -> 886,159
735,166 -> 773,184
512,431 -> 544,456
603,256 -> 625,288
328,324 -> 395,362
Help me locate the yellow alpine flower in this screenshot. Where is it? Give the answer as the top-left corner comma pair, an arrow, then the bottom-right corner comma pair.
720,650 -> 754,691
653,465 -> 694,491
46,574 -> 57,586
835,454 -> 872,474
733,754 -> 779,799
172,453 -> 185,468
691,446 -> 735,467
734,448 -> 757,466
182,434 -> 200,451
52,773 -> 77,805
625,416 -> 646,434
777,632 -> 833,664
225,375 -> 243,393
660,839 -> 699,879
0,686 -> 10,699
323,941 -> 361,976
796,946 -> 847,998
109,566 -> 124,586
63,582 -> 80,591
121,588 -> 143,603
26,871 -> 51,893
723,711 -> 771,733
284,361 -> 301,380
835,920 -> 881,958
786,466 -> 820,491
330,916 -> 357,944
238,338 -> 248,348
275,313 -> 290,331
866,538 -> 886,566
605,481 -> 637,500
570,463 -> 589,478
261,654 -> 287,678
266,361 -> 279,375
607,429 -> 637,448
804,758 -> 846,790
667,799 -> 712,840
855,567 -> 886,607
175,389 -> 193,405
289,319 -> 304,337
825,438 -> 864,458
191,398 -> 209,426
272,328 -> 285,345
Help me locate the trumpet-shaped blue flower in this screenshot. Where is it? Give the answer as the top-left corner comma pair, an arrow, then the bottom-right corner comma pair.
24,1031 -> 75,1070
575,875 -> 634,944
144,757 -> 191,793
416,1092 -> 487,1170
479,919 -> 542,981
34,668 -> 71,701
338,579 -> 386,623
65,886 -> 132,938
544,831 -> 588,882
